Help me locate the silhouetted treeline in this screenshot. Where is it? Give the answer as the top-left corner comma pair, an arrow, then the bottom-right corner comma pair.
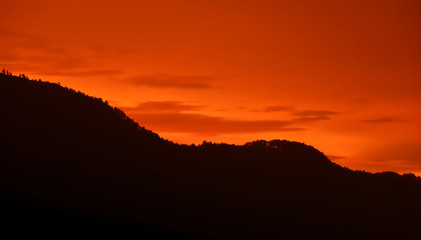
1,73 -> 421,239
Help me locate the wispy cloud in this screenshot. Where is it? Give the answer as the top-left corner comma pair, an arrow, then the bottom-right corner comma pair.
120,101 -> 304,135
260,105 -> 340,123
128,112 -> 304,135
0,29 -> 127,75
121,102 -> 339,135
361,117 -> 397,123
39,70 -> 124,77
121,101 -> 202,113
356,142 -> 421,174
263,105 -> 293,112
292,110 -> 339,122
128,74 -> 214,89
327,155 -> 345,161
0,29 -> 86,71
293,116 -> 332,122
293,110 -> 339,117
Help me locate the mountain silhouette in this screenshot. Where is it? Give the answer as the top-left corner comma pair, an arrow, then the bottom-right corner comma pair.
1,72 -> 421,239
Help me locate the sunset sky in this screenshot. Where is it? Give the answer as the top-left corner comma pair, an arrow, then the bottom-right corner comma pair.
1,0 -> 420,174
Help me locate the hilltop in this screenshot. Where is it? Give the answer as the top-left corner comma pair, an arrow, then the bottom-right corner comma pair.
1,72 -> 421,239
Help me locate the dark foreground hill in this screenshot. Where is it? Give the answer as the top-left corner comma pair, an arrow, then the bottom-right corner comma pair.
1,73 -> 421,239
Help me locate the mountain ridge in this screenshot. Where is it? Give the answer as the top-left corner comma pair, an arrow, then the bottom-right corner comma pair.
1,72 -> 421,239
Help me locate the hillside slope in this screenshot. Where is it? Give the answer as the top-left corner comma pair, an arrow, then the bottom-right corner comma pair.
1,73 -> 421,239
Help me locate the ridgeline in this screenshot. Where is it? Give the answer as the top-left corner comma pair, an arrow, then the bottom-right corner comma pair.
1,72 -> 421,239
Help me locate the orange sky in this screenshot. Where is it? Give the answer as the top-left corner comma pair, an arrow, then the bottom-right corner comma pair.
1,0 -> 421,174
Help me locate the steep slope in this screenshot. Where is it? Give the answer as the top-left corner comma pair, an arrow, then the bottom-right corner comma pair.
1,73 -> 421,239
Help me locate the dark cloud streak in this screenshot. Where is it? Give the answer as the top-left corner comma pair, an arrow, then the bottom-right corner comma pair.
128,74 -> 214,89
121,101 -> 202,113
263,105 -> 293,112
327,155 -> 346,161
261,105 -> 340,123
40,70 -> 124,77
120,101 -> 305,135
118,101 -> 343,135
128,112 -> 305,136
293,110 -> 339,117
362,117 -> 397,123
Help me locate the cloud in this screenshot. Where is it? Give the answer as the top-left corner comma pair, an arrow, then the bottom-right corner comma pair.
355,142 -> 421,174
292,110 -> 339,122
293,116 -> 332,122
0,30 -> 86,72
119,102 -> 342,135
39,70 -> 124,77
293,110 -> 339,117
263,105 -> 293,112
0,29 -> 51,50
0,29 -> 26,39
361,117 -> 397,123
128,112 -> 304,135
128,74 -> 214,89
120,101 -> 304,135
120,101 -> 202,113
327,155 -> 345,161
261,106 -> 339,123
0,29 -> 127,75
